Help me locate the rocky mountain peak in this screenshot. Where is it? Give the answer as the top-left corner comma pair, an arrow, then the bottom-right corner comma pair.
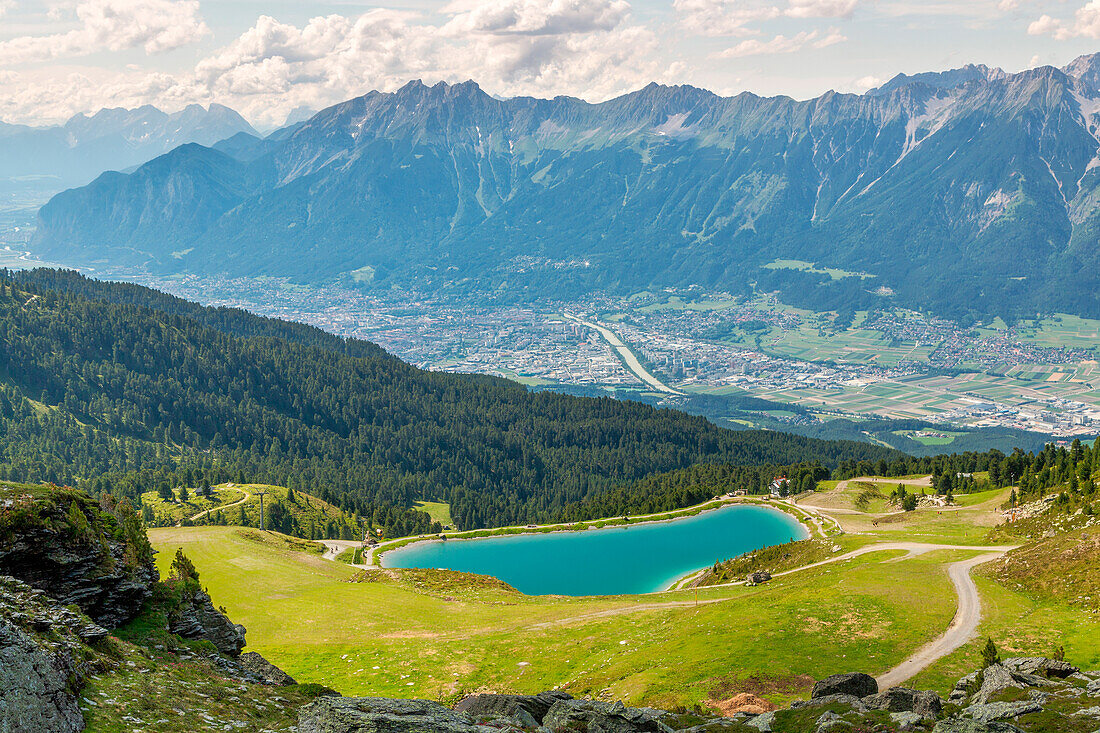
1063,51 -> 1100,91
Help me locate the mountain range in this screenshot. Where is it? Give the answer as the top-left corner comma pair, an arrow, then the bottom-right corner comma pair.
0,104 -> 256,188
31,54 -> 1100,322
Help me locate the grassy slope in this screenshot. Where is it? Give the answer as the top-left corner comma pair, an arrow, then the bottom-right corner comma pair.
145,475 -> 1100,711
152,526 -> 975,708
414,501 -> 454,527
143,484 -> 358,535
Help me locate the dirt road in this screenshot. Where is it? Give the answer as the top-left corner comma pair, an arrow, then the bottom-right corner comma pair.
183,487 -> 251,525
526,542 -> 1016,634
875,551 -> 1006,688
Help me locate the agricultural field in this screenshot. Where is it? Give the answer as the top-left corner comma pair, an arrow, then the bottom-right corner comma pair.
1010,314 -> 1100,350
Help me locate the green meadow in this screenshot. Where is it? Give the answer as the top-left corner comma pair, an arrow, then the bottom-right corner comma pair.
146,476 -> 1093,710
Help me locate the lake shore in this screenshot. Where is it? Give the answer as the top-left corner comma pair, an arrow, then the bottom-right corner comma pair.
378,501 -> 813,596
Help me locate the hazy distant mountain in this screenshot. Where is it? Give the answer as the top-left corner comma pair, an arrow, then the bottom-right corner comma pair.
33,58 -> 1100,321
0,104 -> 256,187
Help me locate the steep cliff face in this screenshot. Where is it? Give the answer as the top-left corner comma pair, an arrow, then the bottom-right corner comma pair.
0,484 -> 157,628
0,482 -> 304,733
0,576 -> 108,733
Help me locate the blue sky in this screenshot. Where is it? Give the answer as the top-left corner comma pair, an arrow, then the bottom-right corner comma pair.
2,0 -> 1100,126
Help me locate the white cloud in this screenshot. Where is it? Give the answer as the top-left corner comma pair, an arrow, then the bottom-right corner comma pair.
785,0 -> 858,19
1027,14 -> 1063,36
0,0 -> 670,127
0,0 -> 15,19
673,0 -> 859,38
0,0 -> 209,65
853,74 -> 882,91
717,28 -> 846,57
1028,1 -> 1100,39
441,0 -> 630,36
672,0 -> 778,37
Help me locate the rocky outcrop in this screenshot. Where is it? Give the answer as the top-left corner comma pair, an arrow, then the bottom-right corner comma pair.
0,575 -> 108,733
542,699 -> 677,732
863,686 -> 942,718
298,658 -> 1100,733
1001,657 -> 1079,679
0,489 -> 156,628
810,672 -> 878,700
454,690 -> 571,727
239,651 -> 297,685
746,571 -> 771,586
298,696 -> 513,733
167,586 -> 246,656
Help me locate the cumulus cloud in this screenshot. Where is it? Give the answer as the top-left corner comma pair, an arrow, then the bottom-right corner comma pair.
0,0 -> 208,65
717,27 -> 846,57
1028,1 -> 1100,39
441,0 -> 630,36
674,0 -> 858,37
785,0 -> 858,19
0,0 -> 673,126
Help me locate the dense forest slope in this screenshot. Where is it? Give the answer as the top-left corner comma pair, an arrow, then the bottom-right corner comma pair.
33,54 -> 1100,322
0,270 -> 896,530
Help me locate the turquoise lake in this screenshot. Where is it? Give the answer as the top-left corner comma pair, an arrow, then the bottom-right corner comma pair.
381,505 -> 808,596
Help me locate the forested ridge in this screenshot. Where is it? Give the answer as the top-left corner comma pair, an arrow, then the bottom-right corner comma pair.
0,269 -> 901,532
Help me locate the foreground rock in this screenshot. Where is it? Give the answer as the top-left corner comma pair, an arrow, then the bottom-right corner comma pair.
239,650 -> 298,685
0,488 -> 157,627
810,672 -> 878,700
168,585 -> 247,656
455,691 -> 572,727
542,698 -> 678,732
300,655 -> 1100,732
299,697 -> 514,732
0,576 -> 107,733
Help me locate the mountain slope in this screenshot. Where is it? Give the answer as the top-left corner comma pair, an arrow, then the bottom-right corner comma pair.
33,59 -> 1100,322
0,104 -> 256,188
0,269 -> 897,530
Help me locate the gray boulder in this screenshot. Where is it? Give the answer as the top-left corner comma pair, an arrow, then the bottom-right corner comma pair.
962,700 -> 1043,722
298,696 -> 507,733
745,711 -> 775,732
932,721 -> 1026,733
1001,657 -> 1079,679
543,698 -> 675,733
1088,678 -> 1100,697
0,575 -> 106,733
970,664 -> 1021,705
949,672 -> 980,705
678,714 -> 755,731
889,711 -> 925,730
746,571 -> 772,585
168,587 -> 246,656
814,710 -> 851,731
790,694 -> 867,713
0,493 -> 157,628
863,687 -> 943,718
811,673 -> 877,700
238,651 -> 296,685
455,690 -> 571,727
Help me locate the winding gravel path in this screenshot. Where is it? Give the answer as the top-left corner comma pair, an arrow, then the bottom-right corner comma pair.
526,542 -> 1016,637
182,487 -> 250,525
875,551 -> 1007,689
